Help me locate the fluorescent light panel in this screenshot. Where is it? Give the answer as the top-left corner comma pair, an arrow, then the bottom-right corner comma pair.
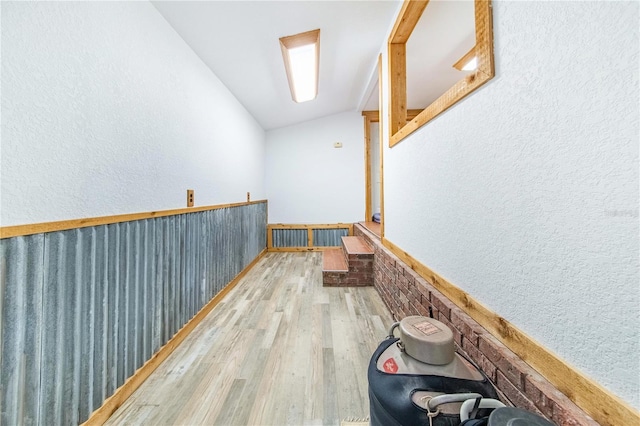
280,29 -> 320,103
462,57 -> 477,71
453,45 -> 477,72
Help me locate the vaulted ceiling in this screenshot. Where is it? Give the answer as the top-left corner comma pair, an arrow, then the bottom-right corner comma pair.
152,1 -> 401,130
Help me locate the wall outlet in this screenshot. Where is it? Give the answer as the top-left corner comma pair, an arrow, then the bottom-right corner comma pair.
247,192 -> 251,202
334,142 -> 343,148
187,189 -> 194,207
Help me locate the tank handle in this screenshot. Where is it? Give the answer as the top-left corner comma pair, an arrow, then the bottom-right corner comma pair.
425,393 -> 483,411
459,398 -> 506,421
388,321 -> 400,338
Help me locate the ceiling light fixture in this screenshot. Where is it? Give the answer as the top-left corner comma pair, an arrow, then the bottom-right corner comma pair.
279,29 -> 320,103
461,57 -> 477,71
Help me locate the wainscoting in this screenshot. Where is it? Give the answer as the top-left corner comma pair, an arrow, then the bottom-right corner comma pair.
0,201 -> 267,425
267,223 -> 353,251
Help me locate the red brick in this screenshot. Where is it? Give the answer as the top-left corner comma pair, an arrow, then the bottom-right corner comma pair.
523,372 -> 556,418
398,292 -> 409,306
450,325 -> 462,347
409,285 -> 421,303
477,353 -> 498,384
384,255 -> 396,270
404,267 -> 421,283
381,264 -> 397,282
496,371 -> 540,415
461,336 -> 480,359
431,293 -> 454,320
407,291 -> 418,307
430,307 -> 440,320
524,372 -> 597,426
349,260 -> 363,269
354,253 -> 373,260
550,399 -> 599,426
414,282 -> 431,303
478,334 -> 526,389
404,271 -> 414,287
407,303 -> 420,316
397,273 -> 409,290
438,315 -> 454,331
450,308 -> 485,347
415,303 -> 430,318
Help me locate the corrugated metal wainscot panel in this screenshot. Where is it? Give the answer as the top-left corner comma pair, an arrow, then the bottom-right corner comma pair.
271,229 -> 307,248
312,228 -> 349,247
0,202 -> 267,425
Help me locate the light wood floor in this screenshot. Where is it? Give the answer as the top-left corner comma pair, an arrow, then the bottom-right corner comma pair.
106,252 -> 394,426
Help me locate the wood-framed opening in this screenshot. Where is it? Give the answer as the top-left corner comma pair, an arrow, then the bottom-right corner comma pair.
388,0 -> 495,147
362,56 -> 385,237
362,58 -> 426,238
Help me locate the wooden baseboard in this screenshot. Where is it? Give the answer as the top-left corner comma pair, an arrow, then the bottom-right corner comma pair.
82,248 -> 268,425
382,237 -> 639,426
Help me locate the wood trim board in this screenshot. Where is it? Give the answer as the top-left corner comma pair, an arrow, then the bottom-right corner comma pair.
388,42 -> 407,136
389,0 -> 430,44
377,55 -> 386,240
364,112 -> 373,222
381,237 -> 640,426
0,200 -> 268,239
387,0 -> 495,147
267,223 -> 353,230
82,248 -> 268,425
362,109 -> 422,124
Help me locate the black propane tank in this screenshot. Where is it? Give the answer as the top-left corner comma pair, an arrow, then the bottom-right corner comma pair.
368,316 -> 499,426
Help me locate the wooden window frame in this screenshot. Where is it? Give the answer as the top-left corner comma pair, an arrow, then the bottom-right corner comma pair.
388,0 -> 495,147
363,58 -> 425,236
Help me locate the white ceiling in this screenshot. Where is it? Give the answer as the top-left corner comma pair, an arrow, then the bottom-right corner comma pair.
362,0 -> 476,112
152,0 -> 402,130
406,0 -> 475,109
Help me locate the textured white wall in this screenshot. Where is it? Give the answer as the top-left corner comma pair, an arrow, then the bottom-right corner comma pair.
1,1 -> 265,226
382,1 -> 639,408
266,111 -> 364,223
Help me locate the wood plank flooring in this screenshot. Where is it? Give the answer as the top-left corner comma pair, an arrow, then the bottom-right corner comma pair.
106,252 -> 393,426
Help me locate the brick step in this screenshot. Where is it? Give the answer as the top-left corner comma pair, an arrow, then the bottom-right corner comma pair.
342,236 -> 374,259
322,248 -> 348,272
323,236 -> 373,287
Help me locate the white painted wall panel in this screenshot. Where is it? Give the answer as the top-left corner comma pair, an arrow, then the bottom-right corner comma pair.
1,1 -> 265,226
382,1 -> 639,408
265,111 -> 364,223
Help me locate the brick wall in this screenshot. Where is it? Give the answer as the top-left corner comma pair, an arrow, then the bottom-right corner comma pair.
354,224 -> 598,426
